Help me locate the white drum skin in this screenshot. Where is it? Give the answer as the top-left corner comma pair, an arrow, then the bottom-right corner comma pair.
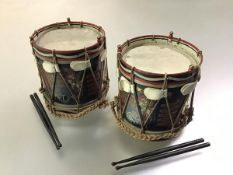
36,27 -> 101,51
123,44 -> 197,74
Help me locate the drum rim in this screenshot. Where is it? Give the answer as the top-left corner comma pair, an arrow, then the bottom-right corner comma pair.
30,20 -> 106,55
118,34 -> 203,78
119,65 -> 191,88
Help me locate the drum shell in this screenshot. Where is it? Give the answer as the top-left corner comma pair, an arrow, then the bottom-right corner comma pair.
36,53 -> 107,107
117,72 -> 197,132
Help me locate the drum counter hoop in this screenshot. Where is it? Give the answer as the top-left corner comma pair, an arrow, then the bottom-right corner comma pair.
30,18 -> 203,141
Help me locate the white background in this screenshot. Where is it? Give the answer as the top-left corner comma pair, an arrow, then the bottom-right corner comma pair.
0,0 -> 233,174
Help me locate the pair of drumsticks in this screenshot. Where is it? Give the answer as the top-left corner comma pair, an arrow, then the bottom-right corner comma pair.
112,138 -> 210,170
29,94 -> 210,170
30,93 -> 62,150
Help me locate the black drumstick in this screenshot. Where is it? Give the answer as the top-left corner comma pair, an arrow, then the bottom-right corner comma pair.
33,93 -> 62,147
112,138 -> 204,166
115,142 -> 210,170
30,94 -> 60,150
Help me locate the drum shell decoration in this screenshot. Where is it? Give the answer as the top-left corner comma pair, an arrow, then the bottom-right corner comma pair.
114,34 -> 203,141
30,20 -> 109,117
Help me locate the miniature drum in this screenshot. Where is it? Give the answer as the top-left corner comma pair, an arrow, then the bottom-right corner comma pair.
112,33 -> 203,141
30,18 -> 109,118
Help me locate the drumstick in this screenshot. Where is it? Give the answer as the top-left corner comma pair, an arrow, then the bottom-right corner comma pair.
30,94 -> 60,150
111,138 -> 204,166
33,93 -> 62,147
115,142 -> 210,170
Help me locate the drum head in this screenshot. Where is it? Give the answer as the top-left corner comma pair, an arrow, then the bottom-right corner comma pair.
122,41 -> 200,74
36,26 -> 102,51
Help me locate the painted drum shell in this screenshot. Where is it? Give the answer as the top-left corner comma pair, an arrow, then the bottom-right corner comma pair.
118,74 -> 189,132
36,56 -> 103,106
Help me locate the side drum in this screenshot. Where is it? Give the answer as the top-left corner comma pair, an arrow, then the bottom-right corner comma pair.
30,18 -> 109,118
112,33 -> 203,141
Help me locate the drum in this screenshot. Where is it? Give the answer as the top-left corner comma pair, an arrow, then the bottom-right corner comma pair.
111,32 -> 203,141
30,18 -> 109,118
